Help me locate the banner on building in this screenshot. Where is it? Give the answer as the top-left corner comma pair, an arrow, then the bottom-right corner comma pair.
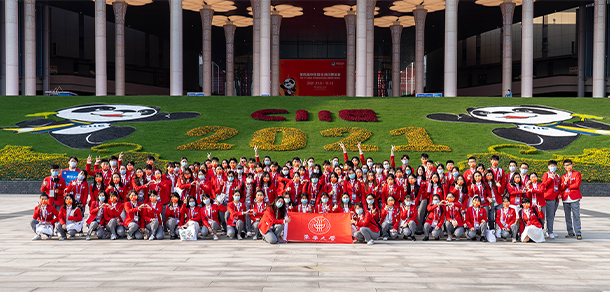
279,59 -> 346,96
285,212 -> 352,244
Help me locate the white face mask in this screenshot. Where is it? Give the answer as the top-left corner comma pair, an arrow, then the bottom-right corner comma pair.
246,178 -> 253,184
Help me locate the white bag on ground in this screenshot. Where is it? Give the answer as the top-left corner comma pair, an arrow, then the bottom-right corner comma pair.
36,223 -> 53,236
179,224 -> 197,241
66,221 -> 83,232
485,229 -> 496,242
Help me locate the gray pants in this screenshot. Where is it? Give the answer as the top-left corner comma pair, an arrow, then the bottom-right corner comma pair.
262,224 -> 284,244
544,200 -> 557,234
219,203 -> 228,231
354,227 -> 380,242
146,220 -> 165,239
106,219 -> 125,237
488,204 -> 501,230
444,221 -> 465,238
201,221 -> 222,237
245,217 -> 252,233
416,199 -> 428,233
424,223 -> 442,239
499,223 -> 519,240
30,219 -> 39,233
401,221 -> 418,237
87,221 -> 105,239
55,222 -> 76,239
227,220 -> 245,238
166,218 -> 179,237
381,222 -> 398,239
127,222 -> 143,239
252,220 -> 261,237
466,223 -> 488,239
563,200 -> 582,236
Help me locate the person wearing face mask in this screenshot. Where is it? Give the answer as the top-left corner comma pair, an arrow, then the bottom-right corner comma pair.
483,170 -> 502,231
56,194 -> 83,240
213,171 -> 239,233
518,197 -> 545,243
323,173 -> 343,206
496,196 -> 518,243
200,193 -> 226,240
423,194 -> 444,241
165,193 -> 183,240
487,155 -> 506,195
250,191 -> 268,240
304,174 -> 323,206
31,194 -> 59,240
227,191 -> 249,240
352,203 -> 380,245
258,197 -> 291,244
507,173 -> 528,213
195,170 -> 214,206
131,168 -> 150,203
297,193 -> 313,213
103,192 -> 125,240
364,194 -> 381,223
381,174 -> 404,206
519,163 -> 530,185
405,174 -> 423,207
343,170 -> 363,204
240,174 -> 257,232
379,196 -> 400,240
449,175 -> 468,207
334,193 -> 355,214
178,157 -> 189,174
399,195 -> 419,241
123,190 -> 149,240
560,159 -> 582,240
162,162 -> 178,194
117,165 -> 133,194
234,165 -> 247,185
62,156 -> 87,177
526,173 -> 546,212
85,190 -> 108,240
283,193 -> 295,211
465,196 -> 488,242
64,170 -> 90,217
542,160 -> 561,239
176,169 -> 197,201
178,195 -> 203,239
41,164 -> 66,211
443,193 -> 465,241
389,147 -> 414,175
468,172 -> 490,210
444,160 -> 456,185
281,172 -> 303,205
143,191 -> 165,241
315,193 -> 333,214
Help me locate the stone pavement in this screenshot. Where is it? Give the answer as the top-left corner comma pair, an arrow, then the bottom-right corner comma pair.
1,194 -> 609,292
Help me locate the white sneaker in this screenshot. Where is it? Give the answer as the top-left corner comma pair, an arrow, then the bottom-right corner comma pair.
110,234 -> 117,240
512,238 -> 517,243
549,233 -> 555,239
447,236 -> 452,241
545,231 -> 549,238
367,240 -> 374,245
32,234 -> 41,241
246,232 -> 252,237
253,235 -> 257,240
238,235 -> 243,240
149,235 -> 155,241
86,236 -> 91,241
66,234 -> 72,239
383,237 -> 388,241
59,237 -> 65,241
213,235 -> 219,241
127,235 -> 133,240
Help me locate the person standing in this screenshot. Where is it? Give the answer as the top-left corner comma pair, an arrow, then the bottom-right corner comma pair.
542,160 -> 561,239
560,159 -> 582,240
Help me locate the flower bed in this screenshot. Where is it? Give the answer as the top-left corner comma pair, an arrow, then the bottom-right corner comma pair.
338,109 -> 378,122
251,109 -> 289,121
318,110 -> 332,122
390,127 -> 451,152
295,110 -> 309,121
320,127 -> 379,152
91,143 -> 143,153
249,127 -> 307,151
177,126 -> 238,150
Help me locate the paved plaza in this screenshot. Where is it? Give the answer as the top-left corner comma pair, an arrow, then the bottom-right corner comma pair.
1,194 -> 609,291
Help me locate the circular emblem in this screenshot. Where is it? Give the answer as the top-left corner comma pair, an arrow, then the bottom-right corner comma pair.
307,216 -> 332,235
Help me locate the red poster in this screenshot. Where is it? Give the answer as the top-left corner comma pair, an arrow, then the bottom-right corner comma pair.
278,59 -> 346,96
285,212 -> 352,244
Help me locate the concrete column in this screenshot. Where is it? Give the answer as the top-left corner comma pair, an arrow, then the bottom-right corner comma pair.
260,0 -> 270,95
345,10 -> 356,97
413,6 -> 427,95
251,0 -> 260,96
42,4 -> 50,93
224,22 -> 236,96
390,22 -> 402,97
270,10 -> 282,96
593,0 -> 606,98
200,6 -> 213,96
521,0 -> 533,97
356,0 -> 366,97
444,0 -> 458,97
0,3 -> 5,95
366,0 -> 375,96
113,1 -> 127,96
5,0 -> 18,96
578,4 -> 586,97
95,0 -> 107,96
24,0 -> 36,96
500,0 -> 515,97
170,0 -> 183,96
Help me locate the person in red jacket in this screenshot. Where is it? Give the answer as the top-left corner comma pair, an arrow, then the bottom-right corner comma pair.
381,174 -> 404,205
85,190 -> 108,240
465,196 -> 488,241
542,160 -> 561,239
103,192 -> 125,240
143,190 -> 165,241
423,194 -> 444,241
227,190 -> 249,240
468,171 -> 490,210
315,192 -> 333,214
353,202 -> 380,245
405,175 -> 423,207
64,170 -> 90,221
380,196 -> 400,240
507,173 -> 528,212
399,194 -> 418,241
250,190 -> 267,240
519,197 -> 546,243
180,195 -> 203,239
56,194 -> 83,240
176,169 -> 196,200
297,193 -> 313,213
40,164 -> 66,210
118,164 -> 132,194
488,155 -> 506,195
324,173 -> 343,206
106,173 -> 127,203
334,193 -> 355,215
343,170 -> 363,204
560,159 -> 582,240
483,170 -> 501,231
449,175 -> 468,209
165,193 -> 182,240
258,196 -> 290,244
526,173 -> 546,209
496,196 -> 518,243
364,193 -> 381,223
131,168 -> 150,203
200,193 -> 225,240
303,174 -> 323,206
31,194 -> 59,240
443,193 -> 465,241
124,190 -> 148,240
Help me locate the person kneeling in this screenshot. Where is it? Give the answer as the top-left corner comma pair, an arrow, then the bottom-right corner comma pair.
519,197 -> 546,243
380,196 -> 400,240
31,194 -> 58,240
258,197 -> 290,244
443,193 -> 465,241
465,196 -> 488,242
399,195 -> 418,241
496,196 -> 519,243
353,203 -> 381,245
56,194 -> 83,241
423,194 -> 444,241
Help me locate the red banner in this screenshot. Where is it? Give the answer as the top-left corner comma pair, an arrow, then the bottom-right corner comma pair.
285,212 -> 352,244
278,59 -> 346,96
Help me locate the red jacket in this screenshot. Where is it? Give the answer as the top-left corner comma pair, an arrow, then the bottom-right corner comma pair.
542,171 -> 561,201
103,202 -> 124,225
65,179 -> 90,207
303,181 -> 324,205
259,182 -> 278,204
123,201 -> 145,228
343,179 -> 363,204
463,169 -> 476,185
399,204 -> 418,225
315,203 -> 333,214
227,200 -> 247,226
105,184 -> 128,202
86,201 -> 107,225
143,201 -> 163,224
249,201 -> 268,221
57,205 -> 83,225
282,180 -> 303,203
426,183 -> 446,202
443,204 -> 464,226
120,174 -> 133,193
425,203 -> 444,228
380,205 -> 400,230
176,178 -> 196,199
507,183 -> 529,206
488,167 -> 506,194
88,164 -> 117,186
296,204 -> 312,213
40,176 -> 66,206
214,180 -> 240,204
464,206 -> 487,229
165,203 -> 183,220
560,171 -> 582,201
180,205 -> 202,226
365,204 -> 381,222
149,178 -> 172,205
485,181 -> 502,206
527,182 -> 546,207
195,178 -> 215,198
258,207 -> 286,234
131,178 -> 149,200
381,184 -> 404,204
468,183 -> 491,207
448,185 -> 468,206
334,204 -> 355,216
240,182 -> 257,205
519,207 -> 545,233
362,181 -> 381,200
355,211 -> 380,233
496,207 -> 517,229
405,184 -> 424,206
33,204 -> 59,225
163,173 -> 179,193
200,203 -> 227,225
90,183 -> 106,202
323,182 -> 343,205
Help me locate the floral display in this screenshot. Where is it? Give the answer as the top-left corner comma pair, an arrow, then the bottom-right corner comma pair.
295,110 -> 309,121
318,110 -> 332,122
250,109 -> 289,121
249,127 -> 307,151
320,127 -> 378,152
91,143 -> 143,153
338,109 -> 378,122
390,127 -> 452,152
177,126 -> 238,150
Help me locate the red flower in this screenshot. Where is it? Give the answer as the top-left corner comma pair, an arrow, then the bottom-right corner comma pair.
295,110 -> 309,121
318,110 -> 332,122
338,109 -> 378,122
251,109 -> 288,121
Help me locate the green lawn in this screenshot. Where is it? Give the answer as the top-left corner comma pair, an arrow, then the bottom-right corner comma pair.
1,95 -> 610,180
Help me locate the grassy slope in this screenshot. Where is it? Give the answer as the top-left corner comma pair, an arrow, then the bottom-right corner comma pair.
1,96 -> 609,165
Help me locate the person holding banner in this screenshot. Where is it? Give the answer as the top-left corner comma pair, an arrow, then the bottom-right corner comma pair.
334,193 -> 354,214
56,194 -> 83,240
31,194 -> 59,240
40,164 -> 66,211
352,202 -> 380,245
399,194 -> 418,241
258,196 -> 290,244
316,193 -> 333,214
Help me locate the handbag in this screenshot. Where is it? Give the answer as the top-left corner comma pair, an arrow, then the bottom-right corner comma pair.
66,221 -> 84,232
179,224 -> 197,241
36,223 -> 54,236
485,229 -> 496,242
